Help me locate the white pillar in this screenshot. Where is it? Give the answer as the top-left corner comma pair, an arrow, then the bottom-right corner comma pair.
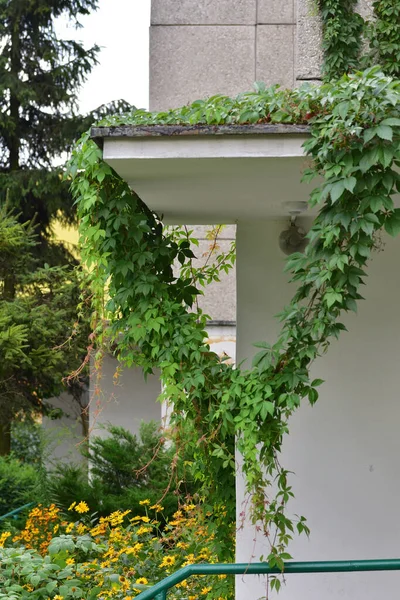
235,221 -> 400,599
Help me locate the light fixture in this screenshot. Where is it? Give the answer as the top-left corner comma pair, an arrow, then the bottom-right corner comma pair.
279,201 -> 309,256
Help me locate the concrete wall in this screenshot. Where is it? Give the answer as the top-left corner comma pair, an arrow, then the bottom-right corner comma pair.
89,355 -> 162,439
150,0 -> 375,111
42,392 -> 88,464
236,220 -> 400,598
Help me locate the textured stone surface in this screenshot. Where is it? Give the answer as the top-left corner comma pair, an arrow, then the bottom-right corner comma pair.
356,0 -> 374,19
150,26 -> 256,111
257,0 -> 294,24
256,25 -> 295,88
296,0 -> 323,80
151,0 -> 256,25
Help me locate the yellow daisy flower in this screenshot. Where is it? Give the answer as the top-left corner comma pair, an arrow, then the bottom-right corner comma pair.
74,501 -> 89,514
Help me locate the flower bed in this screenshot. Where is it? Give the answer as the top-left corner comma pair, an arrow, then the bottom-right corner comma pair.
0,502 -> 233,600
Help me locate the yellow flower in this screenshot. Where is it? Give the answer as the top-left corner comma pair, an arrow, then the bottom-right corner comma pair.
150,504 -> 164,511
136,526 -> 151,535
189,596 -> 197,600
54,596 -> 64,600
66,558 -> 75,565
201,586 -> 212,595
160,555 -> 176,568
184,503 -> 196,511
74,501 -> 89,514
141,516 -> 150,523
68,502 -> 76,511
139,499 -> 150,505
136,577 -> 149,585
177,541 -> 189,550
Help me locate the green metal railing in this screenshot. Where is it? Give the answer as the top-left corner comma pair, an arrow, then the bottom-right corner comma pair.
0,502 -> 34,522
134,559 -> 400,600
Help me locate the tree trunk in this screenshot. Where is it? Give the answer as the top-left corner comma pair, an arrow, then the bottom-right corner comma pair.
0,418 -> 12,456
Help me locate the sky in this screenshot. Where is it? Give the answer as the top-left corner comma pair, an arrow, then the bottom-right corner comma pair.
55,0 -> 151,113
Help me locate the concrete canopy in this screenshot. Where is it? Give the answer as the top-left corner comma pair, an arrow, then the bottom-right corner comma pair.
91,124 -> 317,224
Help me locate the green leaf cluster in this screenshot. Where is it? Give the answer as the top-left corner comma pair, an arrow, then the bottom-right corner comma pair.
69,67 -> 400,566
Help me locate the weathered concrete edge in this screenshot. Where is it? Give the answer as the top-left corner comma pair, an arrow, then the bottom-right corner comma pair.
91,123 -> 311,148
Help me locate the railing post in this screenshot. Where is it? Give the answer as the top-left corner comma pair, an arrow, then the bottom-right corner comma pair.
154,591 -> 167,600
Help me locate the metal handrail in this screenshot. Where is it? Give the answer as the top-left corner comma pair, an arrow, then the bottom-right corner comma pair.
134,559 -> 400,600
0,502 -> 34,522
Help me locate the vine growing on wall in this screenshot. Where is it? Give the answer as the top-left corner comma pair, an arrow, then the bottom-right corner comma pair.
368,0 -> 400,77
317,0 -> 364,79
318,0 -> 400,80
68,67 -> 400,571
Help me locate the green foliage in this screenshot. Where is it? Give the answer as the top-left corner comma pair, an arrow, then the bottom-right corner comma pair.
0,503 -> 233,600
318,0 -> 364,79
0,0 -> 132,263
11,421 -> 44,466
69,67 -> 400,566
0,208 -> 90,451
49,422 -> 198,521
318,0 -> 400,80
367,1 -> 400,77
0,457 -> 42,517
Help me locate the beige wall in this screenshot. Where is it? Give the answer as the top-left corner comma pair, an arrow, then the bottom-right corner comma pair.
150,0 -> 374,111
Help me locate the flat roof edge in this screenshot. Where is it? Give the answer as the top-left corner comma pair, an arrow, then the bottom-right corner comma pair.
91,123 -> 311,147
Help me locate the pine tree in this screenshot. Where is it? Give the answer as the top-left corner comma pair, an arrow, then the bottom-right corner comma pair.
0,209 -> 90,455
0,0 -> 131,453
0,0 -> 130,268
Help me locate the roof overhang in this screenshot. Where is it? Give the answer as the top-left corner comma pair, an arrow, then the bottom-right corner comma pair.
92,124 -> 316,224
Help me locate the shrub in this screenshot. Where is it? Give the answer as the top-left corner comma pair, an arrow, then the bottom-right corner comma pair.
0,456 -> 43,518
49,422 -> 198,521
10,420 -> 43,465
0,502 -> 234,600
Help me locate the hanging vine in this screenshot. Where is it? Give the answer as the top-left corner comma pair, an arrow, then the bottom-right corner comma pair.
68,67 -> 400,568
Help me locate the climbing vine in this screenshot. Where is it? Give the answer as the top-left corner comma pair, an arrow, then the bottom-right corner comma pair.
368,0 -> 400,77
318,0 -> 400,80
318,0 -> 364,79
68,67 -> 400,568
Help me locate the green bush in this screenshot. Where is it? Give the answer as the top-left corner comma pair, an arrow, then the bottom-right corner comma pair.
49,421 -> 198,521
0,456 -> 41,517
10,420 -> 43,465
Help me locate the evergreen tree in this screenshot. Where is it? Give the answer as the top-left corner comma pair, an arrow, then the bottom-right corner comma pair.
0,208 -> 90,455
0,0 -> 130,269
0,0 -> 131,453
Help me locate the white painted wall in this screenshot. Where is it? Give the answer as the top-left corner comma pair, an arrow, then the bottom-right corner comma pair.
42,392 -> 87,464
236,220 -> 400,599
89,354 -> 162,439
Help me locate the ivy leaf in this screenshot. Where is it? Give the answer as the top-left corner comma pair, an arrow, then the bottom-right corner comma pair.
336,101 -> 350,120
359,147 -> 380,172
376,125 -> 393,141
380,118 -> 400,127
384,209 -> 400,237
325,289 -> 342,308
343,176 -> 357,193
260,401 -> 274,420
363,127 -> 377,143
330,180 -> 346,202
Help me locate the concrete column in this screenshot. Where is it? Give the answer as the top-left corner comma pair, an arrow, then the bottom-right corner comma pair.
235,220 -> 400,598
